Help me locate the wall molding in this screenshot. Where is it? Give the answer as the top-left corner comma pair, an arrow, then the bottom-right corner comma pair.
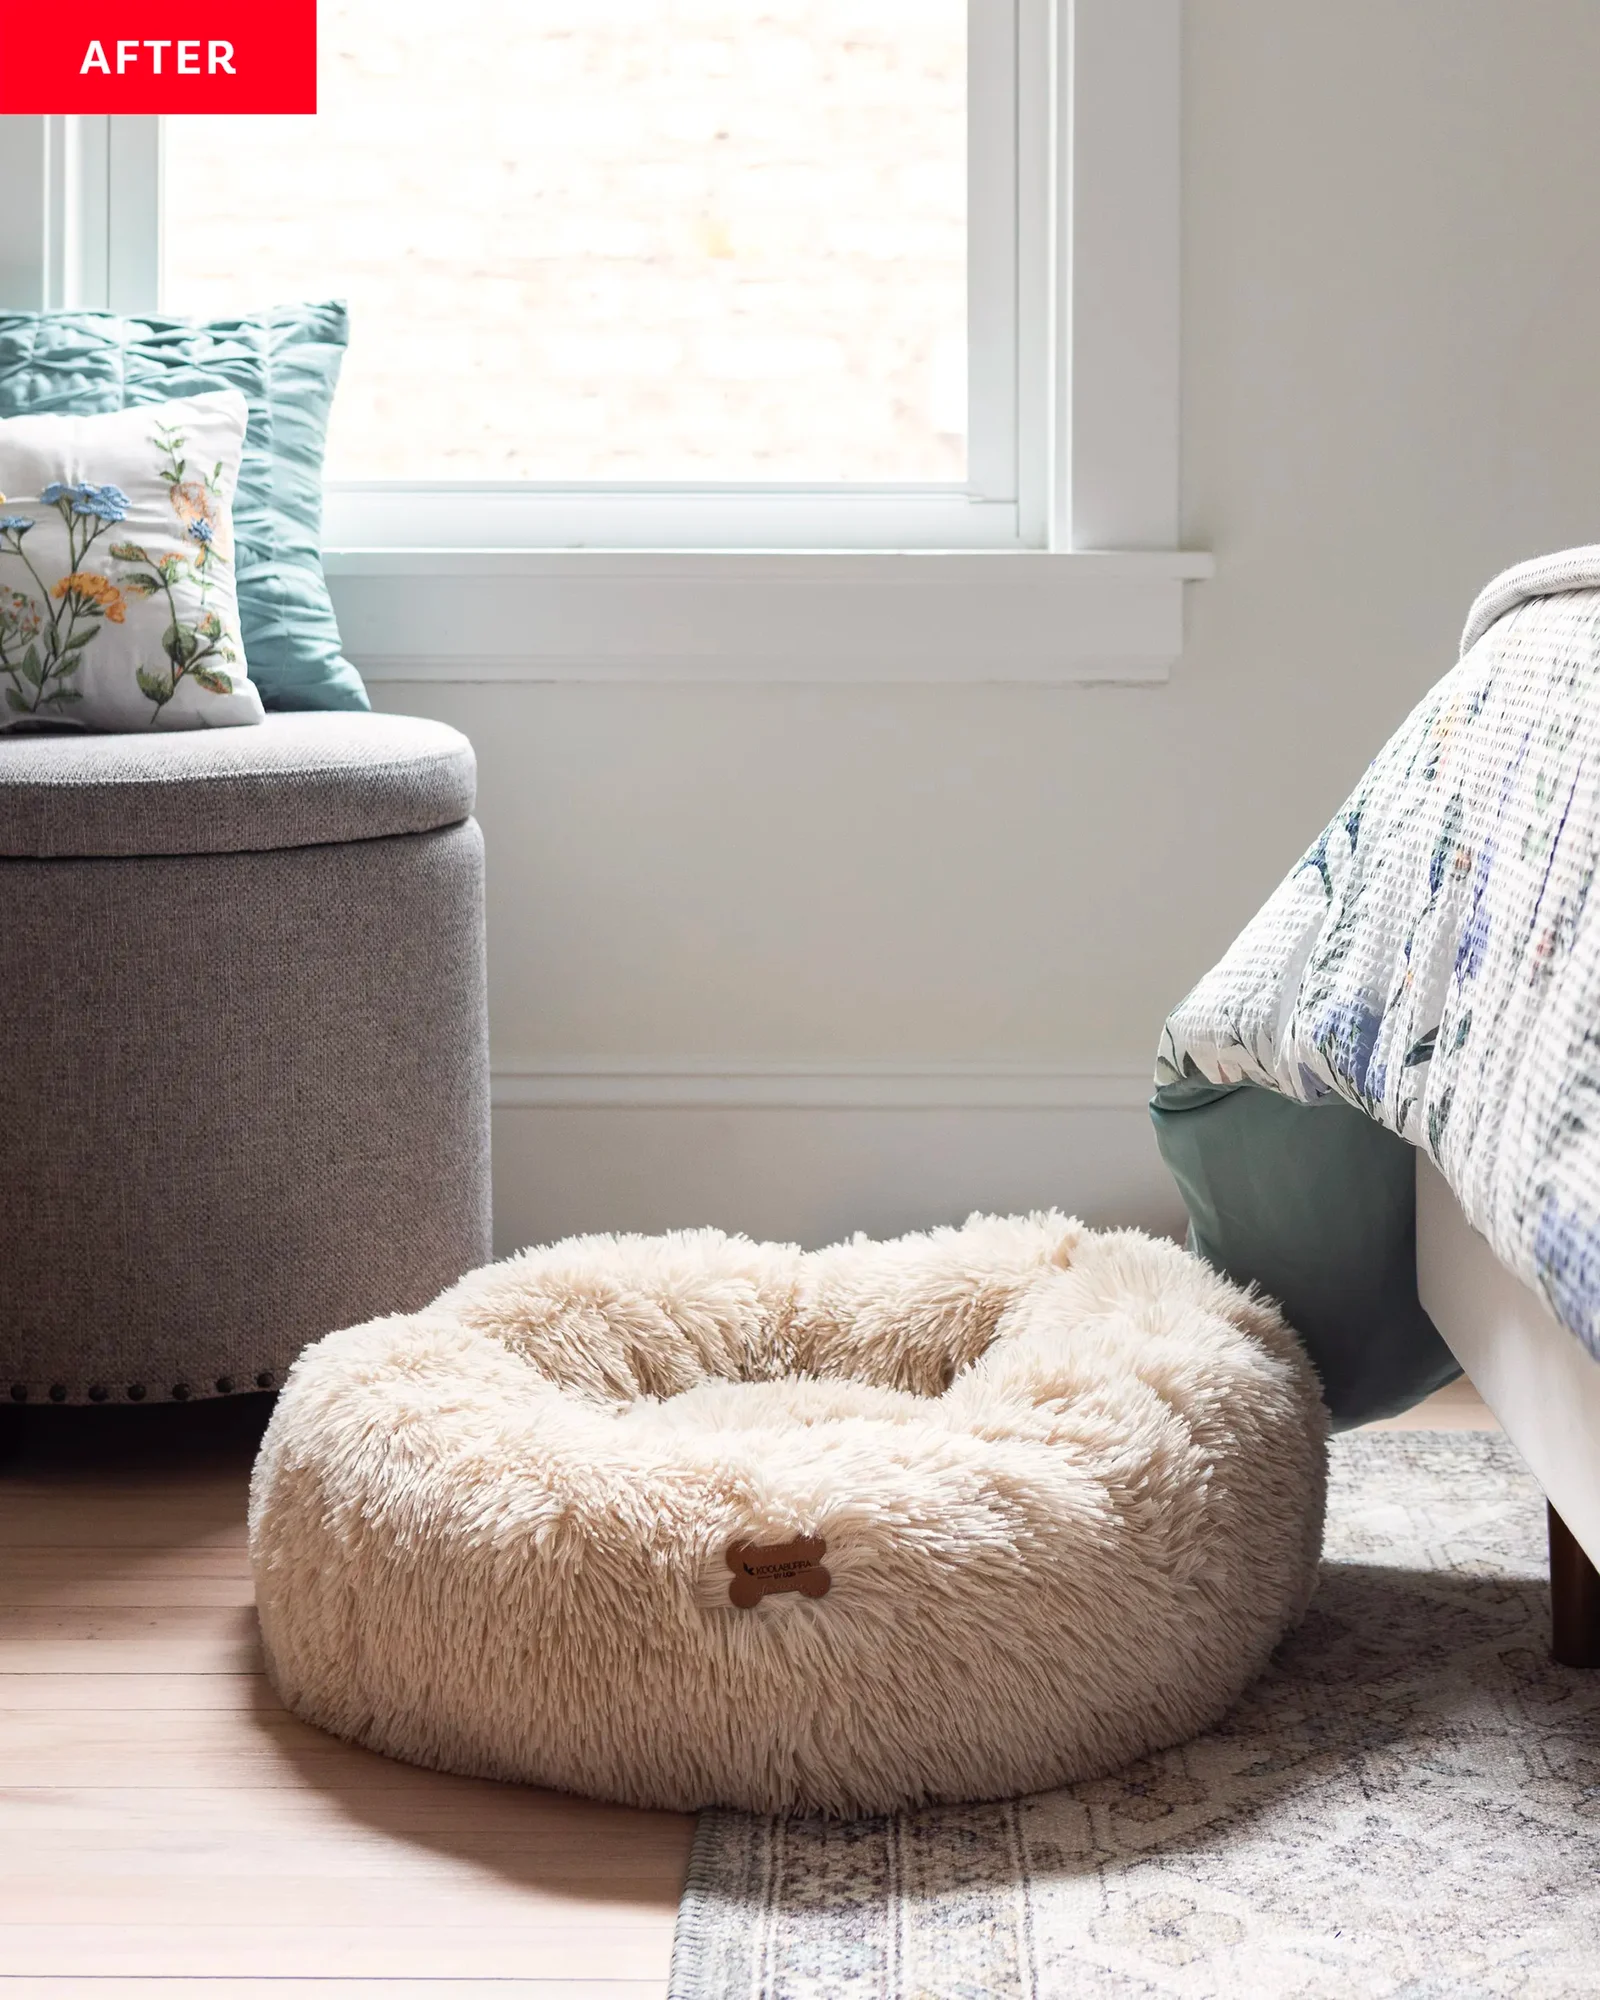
491,1061 -> 1154,1112
488,1062 -> 1182,1248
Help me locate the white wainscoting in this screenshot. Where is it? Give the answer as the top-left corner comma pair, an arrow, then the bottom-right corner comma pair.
487,1063 -> 1181,1255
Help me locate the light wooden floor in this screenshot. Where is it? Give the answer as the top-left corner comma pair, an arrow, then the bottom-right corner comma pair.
0,1378 -> 1499,1997
1364,1374 -> 1501,1431
0,1397 -> 694,1999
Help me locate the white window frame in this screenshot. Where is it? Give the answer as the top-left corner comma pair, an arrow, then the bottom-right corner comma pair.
0,0 -> 1210,681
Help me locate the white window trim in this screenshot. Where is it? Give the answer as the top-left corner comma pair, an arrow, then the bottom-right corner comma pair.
328,548 -> 1210,685
0,0 -> 1210,683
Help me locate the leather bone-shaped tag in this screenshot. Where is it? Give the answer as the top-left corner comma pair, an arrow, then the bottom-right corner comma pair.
726,1534 -> 830,1608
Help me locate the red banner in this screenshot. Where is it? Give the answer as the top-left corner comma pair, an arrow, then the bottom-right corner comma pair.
0,2 -> 316,112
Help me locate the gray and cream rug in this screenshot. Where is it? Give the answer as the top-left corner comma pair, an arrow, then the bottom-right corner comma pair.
668,1431 -> 1600,1998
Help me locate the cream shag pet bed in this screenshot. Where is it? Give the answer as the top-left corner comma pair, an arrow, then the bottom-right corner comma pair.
250,1213 -> 1328,1817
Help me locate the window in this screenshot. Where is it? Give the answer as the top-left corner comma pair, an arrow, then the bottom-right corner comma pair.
6,3 -> 1199,677
148,0 -> 1026,549
165,2 -> 972,490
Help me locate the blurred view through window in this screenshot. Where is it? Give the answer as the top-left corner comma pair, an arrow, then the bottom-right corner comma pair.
162,0 -> 967,484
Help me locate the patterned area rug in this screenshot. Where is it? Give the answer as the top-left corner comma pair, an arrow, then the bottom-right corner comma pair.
667,1431 -> 1600,1998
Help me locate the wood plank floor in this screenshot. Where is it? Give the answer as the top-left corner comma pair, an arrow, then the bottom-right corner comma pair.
1363,1373 -> 1501,1431
0,1378 -> 1497,1996
0,1396 -> 692,1998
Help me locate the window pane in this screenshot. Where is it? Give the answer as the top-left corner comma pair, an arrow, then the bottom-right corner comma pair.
162,1 -> 967,484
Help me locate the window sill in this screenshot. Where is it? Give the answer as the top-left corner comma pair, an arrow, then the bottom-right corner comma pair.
323,548 -> 1214,686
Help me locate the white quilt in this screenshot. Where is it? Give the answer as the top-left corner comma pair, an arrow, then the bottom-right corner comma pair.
1159,547 -> 1600,1358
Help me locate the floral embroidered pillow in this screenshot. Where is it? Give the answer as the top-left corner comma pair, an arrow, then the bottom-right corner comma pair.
0,389 -> 263,731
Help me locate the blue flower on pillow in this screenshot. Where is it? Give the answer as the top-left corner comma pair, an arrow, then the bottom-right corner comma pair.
39,481 -> 130,522
77,484 -> 130,521
0,515 -> 33,536
186,518 -> 214,546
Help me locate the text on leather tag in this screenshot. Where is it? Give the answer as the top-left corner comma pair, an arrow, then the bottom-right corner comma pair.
726,1535 -> 830,1608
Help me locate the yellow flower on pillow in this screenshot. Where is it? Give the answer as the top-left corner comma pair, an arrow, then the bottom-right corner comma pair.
52,572 -> 127,623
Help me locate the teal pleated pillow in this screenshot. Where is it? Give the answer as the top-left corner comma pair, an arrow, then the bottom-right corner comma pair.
0,303 -> 367,711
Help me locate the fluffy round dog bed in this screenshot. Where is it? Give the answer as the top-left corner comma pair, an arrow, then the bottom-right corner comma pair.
250,1213 -> 1328,1817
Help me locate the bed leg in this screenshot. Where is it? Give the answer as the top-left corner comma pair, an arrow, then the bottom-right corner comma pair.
1549,1504 -> 1600,1668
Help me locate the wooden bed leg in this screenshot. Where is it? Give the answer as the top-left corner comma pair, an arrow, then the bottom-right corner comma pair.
1549,1503 -> 1600,1668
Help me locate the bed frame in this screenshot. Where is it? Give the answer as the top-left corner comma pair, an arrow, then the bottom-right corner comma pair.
1415,1155 -> 1600,1665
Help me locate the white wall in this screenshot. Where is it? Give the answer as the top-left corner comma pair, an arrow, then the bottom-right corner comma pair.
362,0 -> 1600,1253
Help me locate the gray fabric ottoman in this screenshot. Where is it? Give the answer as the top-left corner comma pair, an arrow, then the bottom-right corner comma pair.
0,713 -> 491,1407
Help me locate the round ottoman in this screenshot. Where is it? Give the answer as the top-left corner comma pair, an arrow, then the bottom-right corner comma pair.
250,1212 -> 1328,1817
0,713 -> 490,1407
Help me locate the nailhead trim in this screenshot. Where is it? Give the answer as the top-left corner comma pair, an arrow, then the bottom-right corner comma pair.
0,1370 -> 278,1404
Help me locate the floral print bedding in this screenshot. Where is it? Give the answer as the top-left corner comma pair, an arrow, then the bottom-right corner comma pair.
1158,547 -> 1600,1358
